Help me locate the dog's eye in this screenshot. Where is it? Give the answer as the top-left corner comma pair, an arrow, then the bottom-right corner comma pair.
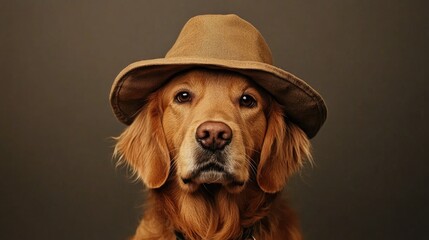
240,94 -> 257,108
175,91 -> 192,103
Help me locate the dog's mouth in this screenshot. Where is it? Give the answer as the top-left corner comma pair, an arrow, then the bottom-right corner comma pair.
181,162 -> 245,192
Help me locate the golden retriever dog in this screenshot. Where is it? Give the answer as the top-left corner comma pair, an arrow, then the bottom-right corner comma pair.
114,68 -> 311,240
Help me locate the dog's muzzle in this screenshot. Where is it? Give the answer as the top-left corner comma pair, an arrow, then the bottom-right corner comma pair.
180,121 -> 245,191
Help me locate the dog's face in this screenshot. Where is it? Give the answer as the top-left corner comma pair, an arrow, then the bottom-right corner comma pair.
160,70 -> 269,193
115,69 -> 311,194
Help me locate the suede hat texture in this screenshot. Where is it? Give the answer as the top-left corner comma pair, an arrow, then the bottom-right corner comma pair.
110,14 -> 327,138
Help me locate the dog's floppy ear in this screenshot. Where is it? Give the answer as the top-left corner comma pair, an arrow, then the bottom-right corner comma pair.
257,102 -> 312,193
114,94 -> 170,188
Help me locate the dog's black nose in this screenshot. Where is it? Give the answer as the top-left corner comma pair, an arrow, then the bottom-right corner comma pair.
196,121 -> 232,151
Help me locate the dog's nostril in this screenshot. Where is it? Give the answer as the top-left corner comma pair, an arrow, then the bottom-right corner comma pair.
196,121 -> 232,151
218,131 -> 231,141
202,130 -> 210,139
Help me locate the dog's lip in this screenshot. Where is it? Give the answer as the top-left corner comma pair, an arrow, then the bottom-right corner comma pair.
181,174 -> 245,187
195,162 -> 226,174
181,162 -> 244,186
181,171 -> 246,193
185,162 -> 229,182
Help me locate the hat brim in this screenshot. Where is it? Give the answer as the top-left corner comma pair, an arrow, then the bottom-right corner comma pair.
110,57 -> 327,138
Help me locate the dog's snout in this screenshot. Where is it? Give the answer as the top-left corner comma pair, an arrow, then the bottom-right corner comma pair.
196,121 -> 232,151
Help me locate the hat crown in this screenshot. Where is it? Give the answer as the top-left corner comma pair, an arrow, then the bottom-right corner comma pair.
166,14 -> 273,64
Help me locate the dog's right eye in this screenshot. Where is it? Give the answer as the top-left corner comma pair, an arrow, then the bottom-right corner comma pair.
175,91 -> 192,103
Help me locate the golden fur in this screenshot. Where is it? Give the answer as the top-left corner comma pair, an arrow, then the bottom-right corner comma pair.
114,69 -> 312,240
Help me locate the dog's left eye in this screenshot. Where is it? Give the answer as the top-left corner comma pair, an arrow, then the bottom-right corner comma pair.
240,94 -> 257,108
175,91 -> 192,103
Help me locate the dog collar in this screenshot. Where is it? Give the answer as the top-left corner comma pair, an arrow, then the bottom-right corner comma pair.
175,226 -> 255,240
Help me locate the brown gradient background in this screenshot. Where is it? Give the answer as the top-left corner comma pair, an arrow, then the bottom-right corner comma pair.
1,1 -> 428,239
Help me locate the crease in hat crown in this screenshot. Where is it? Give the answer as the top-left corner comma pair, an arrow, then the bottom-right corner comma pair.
165,14 -> 273,64
110,14 -> 327,138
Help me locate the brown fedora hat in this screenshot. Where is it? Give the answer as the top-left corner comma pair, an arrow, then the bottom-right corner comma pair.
110,14 -> 327,138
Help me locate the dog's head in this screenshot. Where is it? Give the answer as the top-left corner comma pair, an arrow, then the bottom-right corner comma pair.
114,69 -> 311,193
